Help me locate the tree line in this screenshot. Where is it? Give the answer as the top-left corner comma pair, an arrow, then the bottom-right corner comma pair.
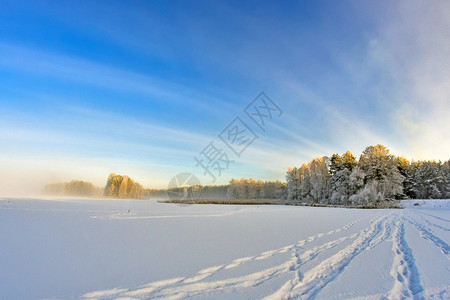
148,180 -> 287,201
149,185 -> 229,200
44,174 -> 146,199
44,180 -> 103,197
403,160 -> 449,199
286,144 -> 449,207
43,145 -> 449,205
227,178 -> 287,200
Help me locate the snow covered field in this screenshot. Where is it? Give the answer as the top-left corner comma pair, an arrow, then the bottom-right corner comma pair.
1,198 -> 449,299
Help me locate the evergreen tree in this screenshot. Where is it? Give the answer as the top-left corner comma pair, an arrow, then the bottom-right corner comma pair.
342,150 -> 358,171
441,160 -> 450,198
349,167 -> 365,196
330,168 -> 351,205
329,154 -> 343,176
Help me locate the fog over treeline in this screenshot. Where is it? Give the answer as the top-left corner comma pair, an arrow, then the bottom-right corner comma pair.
44,180 -> 103,197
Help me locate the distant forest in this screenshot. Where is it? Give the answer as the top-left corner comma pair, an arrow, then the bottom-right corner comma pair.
44,174 -> 145,199
44,144 -> 449,207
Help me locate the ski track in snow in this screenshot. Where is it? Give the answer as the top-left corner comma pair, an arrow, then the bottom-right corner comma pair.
90,207 -> 259,220
405,216 -> 450,258
415,212 -> 450,232
81,214 -> 376,299
81,210 -> 450,300
263,214 -> 393,300
416,211 -> 450,224
388,220 -> 424,300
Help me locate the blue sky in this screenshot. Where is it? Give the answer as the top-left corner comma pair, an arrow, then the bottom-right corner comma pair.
0,0 -> 449,193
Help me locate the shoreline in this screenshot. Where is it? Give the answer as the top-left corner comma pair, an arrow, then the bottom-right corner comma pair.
158,199 -> 401,209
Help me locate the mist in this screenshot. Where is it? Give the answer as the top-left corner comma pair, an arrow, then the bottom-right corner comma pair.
0,168 -> 105,198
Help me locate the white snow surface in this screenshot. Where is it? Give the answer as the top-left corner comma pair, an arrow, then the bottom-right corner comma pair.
0,198 -> 449,299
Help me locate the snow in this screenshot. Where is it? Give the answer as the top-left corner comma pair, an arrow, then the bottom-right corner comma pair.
402,199 -> 450,209
0,198 -> 449,299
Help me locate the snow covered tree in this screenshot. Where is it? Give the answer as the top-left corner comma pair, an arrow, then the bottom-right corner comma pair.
309,157 -> 331,204
247,178 -> 260,199
330,168 -> 351,205
254,179 -> 264,198
405,160 -> 448,199
273,181 -> 287,200
349,166 -> 365,195
396,156 -> 410,177
226,178 -> 239,199
299,163 -> 312,203
350,181 -> 382,207
359,145 -> 390,181
286,144 -> 447,207
329,150 -> 359,205
286,167 -> 300,202
359,144 -> 404,201
286,157 -> 331,204
441,160 -> 450,198
236,178 -> 249,199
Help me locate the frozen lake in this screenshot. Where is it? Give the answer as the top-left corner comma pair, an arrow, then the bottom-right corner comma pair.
0,198 -> 449,299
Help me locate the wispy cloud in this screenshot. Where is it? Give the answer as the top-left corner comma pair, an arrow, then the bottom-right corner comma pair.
0,43 -> 240,116
362,0 -> 450,160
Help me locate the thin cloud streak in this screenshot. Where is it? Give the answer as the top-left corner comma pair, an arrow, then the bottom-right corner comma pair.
0,43 -> 240,116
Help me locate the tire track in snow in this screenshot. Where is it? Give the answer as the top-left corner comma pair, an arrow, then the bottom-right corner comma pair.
262,214 -> 392,300
264,213 -> 394,300
82,214 -> 378,300
405,216 -> 450,258
388,219 -> 424,300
